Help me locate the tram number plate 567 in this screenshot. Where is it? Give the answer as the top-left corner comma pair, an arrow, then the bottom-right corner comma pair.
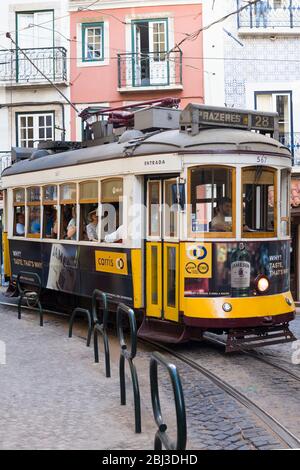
257,155 -> 268,164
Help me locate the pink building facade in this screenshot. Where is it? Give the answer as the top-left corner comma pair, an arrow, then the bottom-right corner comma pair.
69,0 -> 203,140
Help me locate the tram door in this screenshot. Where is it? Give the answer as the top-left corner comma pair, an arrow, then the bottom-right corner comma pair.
146,179 -> 180,322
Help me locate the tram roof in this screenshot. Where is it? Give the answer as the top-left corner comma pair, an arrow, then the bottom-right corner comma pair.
2,127 -> 291,177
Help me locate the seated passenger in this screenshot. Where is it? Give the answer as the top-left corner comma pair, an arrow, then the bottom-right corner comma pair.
86,209 -> 98,242
211,197 -> 232,232
30,208 -> 41,234
45,207 -> 57,238
66,206 -> 76,240
16,213 -> 25,236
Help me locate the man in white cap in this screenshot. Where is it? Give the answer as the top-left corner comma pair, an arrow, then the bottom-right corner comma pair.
86,208 -> 98,241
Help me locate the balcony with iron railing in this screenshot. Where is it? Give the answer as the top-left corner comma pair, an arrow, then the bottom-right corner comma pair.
237,0 -> 300,33
117,51 -> 183,91
279,132 -> 300,164
0,47 -> 67,85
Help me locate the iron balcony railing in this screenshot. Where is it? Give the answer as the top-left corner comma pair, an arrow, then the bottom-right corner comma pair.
0,152 -> 12,173
117,51 -> 182,88
237,0 -> 300,29
0,47 -> 67,84
279,132 -> 300,164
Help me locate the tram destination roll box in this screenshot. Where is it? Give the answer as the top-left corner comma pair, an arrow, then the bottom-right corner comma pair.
180,103 -> 279,139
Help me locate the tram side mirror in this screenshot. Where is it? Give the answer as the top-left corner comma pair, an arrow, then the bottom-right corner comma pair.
171,183 -> 185,210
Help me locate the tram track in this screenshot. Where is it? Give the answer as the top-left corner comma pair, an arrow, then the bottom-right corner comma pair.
202,333 -> 300,383
139,338 -> 300,450
2,298 -> 299,449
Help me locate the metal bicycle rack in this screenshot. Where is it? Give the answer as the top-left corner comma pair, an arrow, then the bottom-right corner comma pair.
17,271 -> 43,327
116,303 -> 141,434
150,351 -> 187,450
92,289 -> 111,378
68,307 -> 93,347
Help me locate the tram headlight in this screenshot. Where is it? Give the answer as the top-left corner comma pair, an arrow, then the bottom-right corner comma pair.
256,275 -> 270,294
222,302 -> 232,313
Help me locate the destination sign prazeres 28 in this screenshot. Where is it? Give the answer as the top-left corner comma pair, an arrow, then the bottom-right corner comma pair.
180,103 -> 278,136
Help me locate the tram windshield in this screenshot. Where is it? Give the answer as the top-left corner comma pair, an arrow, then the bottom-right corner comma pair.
189,166 -> 234,235
242,166 -> 276,236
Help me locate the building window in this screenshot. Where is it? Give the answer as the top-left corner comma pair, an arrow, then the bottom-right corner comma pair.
17,11 -> 54,49
82,23 -> 104,62
255,92 -> 292,147
17,113 -> 54,148
16,11 -> 55,82
132,19 -> 168,86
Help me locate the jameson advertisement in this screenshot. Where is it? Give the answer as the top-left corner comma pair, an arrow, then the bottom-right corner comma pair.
9,241 -> 134,303
184,240 -> 290,298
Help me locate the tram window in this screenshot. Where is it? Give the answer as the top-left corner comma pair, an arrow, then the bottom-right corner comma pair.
14,207 -> 25,236
13,188 -> 25,236
164,180 -> 178,238
59,183 -> 77,240
60,183 -> 76,201
14,188 -> 25,204
27,186 -> 40,203
43,185 -> 57,202
43,205 -> 58,238
242,167 -> 276,236
189,167 -> 233,234
27,187 -> 41,237
79,181 -> 98,241
148,181 -> 160,237
60,204 -> 76,240
101,179 -> 123,242
42,186 -> 58,239
280,169 -> 290,237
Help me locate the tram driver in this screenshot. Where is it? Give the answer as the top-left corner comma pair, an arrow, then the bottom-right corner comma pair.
211,197 -> 232,232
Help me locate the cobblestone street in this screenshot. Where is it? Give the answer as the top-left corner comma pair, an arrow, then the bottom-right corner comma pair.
0,301 -> 299,450
0,304 -> 156,450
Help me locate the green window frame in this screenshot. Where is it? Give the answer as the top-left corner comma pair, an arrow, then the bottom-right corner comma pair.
82,22 -> 104,62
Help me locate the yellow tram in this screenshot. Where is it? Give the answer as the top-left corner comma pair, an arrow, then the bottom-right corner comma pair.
1,103 -> 296,351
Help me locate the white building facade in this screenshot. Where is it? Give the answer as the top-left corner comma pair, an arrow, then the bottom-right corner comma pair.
203,0 -> 300,165
0,0 -> 71,173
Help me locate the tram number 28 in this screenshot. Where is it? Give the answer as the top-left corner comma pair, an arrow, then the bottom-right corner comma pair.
257,155 -> 268,164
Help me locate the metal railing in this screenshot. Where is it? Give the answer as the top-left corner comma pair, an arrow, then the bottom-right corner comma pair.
17,271 -> 43,326
116,303 -> 141,434
150,352 -> 187,450
0,153 -> 11,173
279,132 -> 300,164
237,0 -> 300,29
117,51 -> 182,88
0,47 -> 67,84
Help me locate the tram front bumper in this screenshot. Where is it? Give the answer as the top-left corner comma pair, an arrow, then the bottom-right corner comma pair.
182,291 -> 296,329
